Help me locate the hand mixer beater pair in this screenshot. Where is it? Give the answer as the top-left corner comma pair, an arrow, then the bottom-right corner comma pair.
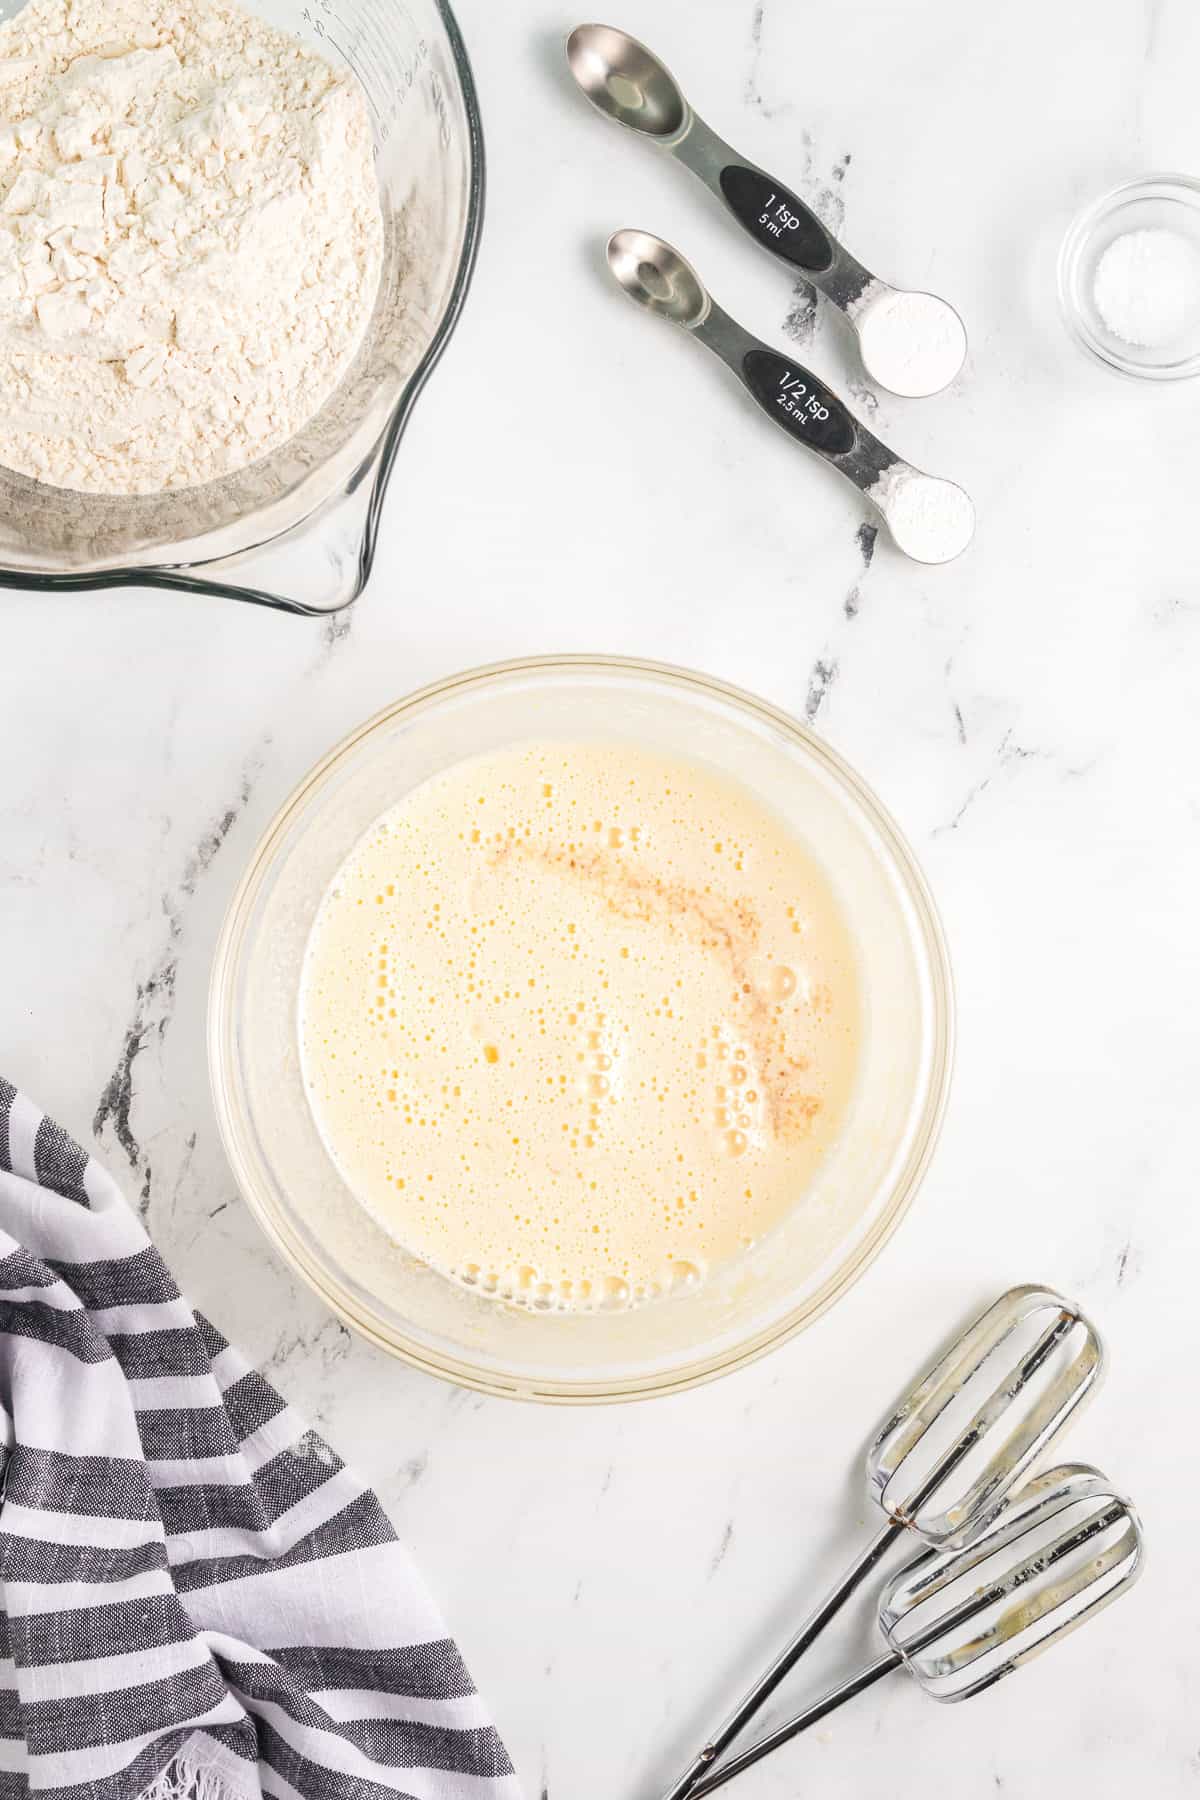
657,1284 -> 1144,1798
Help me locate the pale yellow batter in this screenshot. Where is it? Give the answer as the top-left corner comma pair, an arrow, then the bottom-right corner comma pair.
299,742 -> 860,1312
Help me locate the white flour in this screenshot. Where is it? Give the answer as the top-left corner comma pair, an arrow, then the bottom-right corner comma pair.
0,0 -> 383,494
869,461 -> 975,565
1092,227 -> 1200,349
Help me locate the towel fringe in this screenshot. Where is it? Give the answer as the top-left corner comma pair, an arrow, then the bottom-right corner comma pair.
137,1757 -> 238,1800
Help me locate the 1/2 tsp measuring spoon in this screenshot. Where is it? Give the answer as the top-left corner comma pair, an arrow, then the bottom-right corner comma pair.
569,24 -> 968,398
606,230 -> 974,564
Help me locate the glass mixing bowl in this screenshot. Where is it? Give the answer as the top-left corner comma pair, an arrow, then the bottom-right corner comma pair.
209,657 -> 955,1402
0,0 -> 483,614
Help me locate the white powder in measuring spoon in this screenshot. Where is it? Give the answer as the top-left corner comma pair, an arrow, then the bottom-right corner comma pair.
868,462 -> 975,565
848,281 -> 967,398
1092,228 -> 1200,349
0,0 -> 384,494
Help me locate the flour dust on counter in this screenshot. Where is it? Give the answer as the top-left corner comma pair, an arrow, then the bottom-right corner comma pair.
299,741 -> 862,1315
0,0 -> 384,494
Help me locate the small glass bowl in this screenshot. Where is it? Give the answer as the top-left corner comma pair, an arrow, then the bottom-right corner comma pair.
1059,174 -> 1200,380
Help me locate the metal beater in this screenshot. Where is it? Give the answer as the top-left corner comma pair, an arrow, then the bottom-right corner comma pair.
660,1284 -> 1103,1800
690,1462 -> 1144,1794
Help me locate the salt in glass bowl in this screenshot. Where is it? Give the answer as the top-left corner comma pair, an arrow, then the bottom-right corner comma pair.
1059,173 -> 1200,381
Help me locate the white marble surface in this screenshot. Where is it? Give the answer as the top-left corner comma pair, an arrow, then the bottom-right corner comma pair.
2,0 -> 1199,1794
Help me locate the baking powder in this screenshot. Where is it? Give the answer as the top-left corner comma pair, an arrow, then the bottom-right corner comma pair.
869,462 -> 975,565
848,280 -> 967,398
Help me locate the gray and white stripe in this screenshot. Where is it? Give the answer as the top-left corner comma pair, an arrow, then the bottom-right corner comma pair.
0,1080 -> 520,1800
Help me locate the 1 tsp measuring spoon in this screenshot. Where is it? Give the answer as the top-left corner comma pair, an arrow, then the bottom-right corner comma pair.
607,231 -> 974,564
569,24 -> 968,398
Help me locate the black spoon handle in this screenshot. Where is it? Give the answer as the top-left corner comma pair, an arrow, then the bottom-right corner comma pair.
738,345 -> 857,458
718,165 -> 836,274
671,117 -> 874,306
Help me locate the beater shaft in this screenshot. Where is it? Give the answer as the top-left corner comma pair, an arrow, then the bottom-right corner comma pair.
659,1520 -> 901,1800
690,1653 -> 900,1796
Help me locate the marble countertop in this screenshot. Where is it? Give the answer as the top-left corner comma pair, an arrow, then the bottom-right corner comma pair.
2,0 -> 1198,1793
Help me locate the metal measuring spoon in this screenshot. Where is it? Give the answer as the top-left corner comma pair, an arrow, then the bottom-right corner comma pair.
569,25 -> 968,398
607,230 -> 974,564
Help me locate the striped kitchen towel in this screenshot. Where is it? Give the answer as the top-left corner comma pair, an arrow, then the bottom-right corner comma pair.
0,1079 -> 521,1800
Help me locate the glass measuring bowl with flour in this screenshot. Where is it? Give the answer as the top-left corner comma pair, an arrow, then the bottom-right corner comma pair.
0,0 -> 482,610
